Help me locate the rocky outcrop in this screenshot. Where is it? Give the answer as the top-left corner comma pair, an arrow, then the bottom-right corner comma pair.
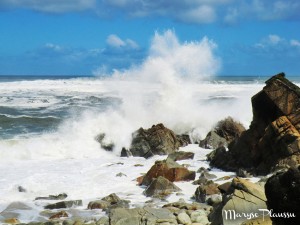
265,167 -> 300,225
140,158 -> 196,186
143,176 -> 181,198
208,73 -> 300,175
125,123 -> 183,158
209,177 -> 267,225
200,117 -> 245,149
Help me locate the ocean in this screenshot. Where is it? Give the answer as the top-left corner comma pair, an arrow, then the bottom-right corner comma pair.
0,74 -> 298,222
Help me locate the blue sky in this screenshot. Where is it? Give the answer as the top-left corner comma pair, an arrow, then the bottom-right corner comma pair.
0,0 -> 300,76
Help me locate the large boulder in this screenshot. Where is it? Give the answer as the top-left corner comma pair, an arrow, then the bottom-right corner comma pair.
265,167 -> 300,225
209,177 -> 267,225
141,158 -> 196,186
208,73 -> 300,175
126,123 -> 183,158
200,117 -> 245,149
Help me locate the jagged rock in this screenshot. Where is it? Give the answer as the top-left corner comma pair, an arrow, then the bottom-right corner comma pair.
35,193 -> 67,200
95,133 -> 115,151
127,123 -> 183,158
265,167 -> 300,225
176,134 -> 191,146
44,200 -> 82,209
120,147 -> 132,157
109,207 -> 177,225
167,151 -> 194,161
143,176 -> 181,198
88,193 -> 130,211
209,177 -> 267,225
200,117 -> 245,149
197,167 -> 217,179
141,158 -> 196,186
208,73 -> 300,175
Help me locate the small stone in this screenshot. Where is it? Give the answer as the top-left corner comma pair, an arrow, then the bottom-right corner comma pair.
49,210 -> 68,219
4,218 -> 20,224
116,172 -> 127,177
177,212 -> 192,225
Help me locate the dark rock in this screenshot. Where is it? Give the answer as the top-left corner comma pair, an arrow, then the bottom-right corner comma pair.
44,200 -> 82,209
200,117 -> 245,149
265,167 -> 300,225
141,158 -> 196,186
95,133 -> 115,151
35,193 -> 67,201
208,73 -> 300,175
176,134 -> 191,146
18,186 -> 26,192
196,168 -> 217,179
128,123 -> 183,158
120,147 -> 132,157
167,151 -> 194,161
143,176 -> 181,198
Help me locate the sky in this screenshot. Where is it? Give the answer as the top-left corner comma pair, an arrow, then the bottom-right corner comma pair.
0,0 -> 300,76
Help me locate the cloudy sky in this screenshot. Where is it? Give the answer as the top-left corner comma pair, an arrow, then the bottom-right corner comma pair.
0,0 -> 300,76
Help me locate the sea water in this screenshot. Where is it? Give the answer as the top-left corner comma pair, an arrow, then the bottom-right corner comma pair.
1,30 -> 299,222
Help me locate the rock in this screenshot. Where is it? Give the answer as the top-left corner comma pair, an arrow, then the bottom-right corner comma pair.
96,217 -> 109,225
35,193 -> 67,200
49,211 -> 68,219
128,123 -> 183,158
18,186 -> 26,192
95,133 -> 115,151
208,73 -> 300,175
177,211 -> 191,225
143,176 -> 181,198
0,202 -> 32,219
141,158 -> 196,186
88,193 -> 130,211
194,182 -> 220,203
200,117 -> 245,149
241,216 -> 272,225
44,200 -> 82,209
265,167 -> 300,225
3,218 -> 20,224
167,151 -> 194,161
109,207 -> 177,225
209,177 -> 267,225
197,167 -> 217,179
163,200 -> 212,212
190,210 -> 210,224
120,147 -> 132,157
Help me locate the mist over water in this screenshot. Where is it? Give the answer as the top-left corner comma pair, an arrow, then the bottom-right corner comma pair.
0,30 -> 263,160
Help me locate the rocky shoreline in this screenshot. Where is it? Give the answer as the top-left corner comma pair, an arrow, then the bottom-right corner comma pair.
1,73 -> 300,225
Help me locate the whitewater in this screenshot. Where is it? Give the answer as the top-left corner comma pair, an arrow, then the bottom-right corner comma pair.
0,30 -> 293,223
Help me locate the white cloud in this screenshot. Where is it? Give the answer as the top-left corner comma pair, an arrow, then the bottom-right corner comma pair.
290,39 -> 300,47
178,5 -> 216,24
106,34 -> 139,49
268,34 -> 282,45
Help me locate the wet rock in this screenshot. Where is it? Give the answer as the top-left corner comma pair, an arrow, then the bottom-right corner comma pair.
35,193 -> 67,201
197,167 -> 217,179
128,123 -> 183,158
3,218 -> 20,224
88,193 -> 130,211
143,176 -> 181,198
95,133 -> 114,151
194,182 -> 220,203
49,211 -> 68,220
208,73 -> 300,175
265,167 -> 300,225
120,147 -> 132,157
141,158 -> 196,186
0,202 -> 32,219
116,172 -> 127,177
176,134 -> 191,147
200,117 -> 245,149
44,200 -> 82,209
18,186 -> 26,192
167,151 -> 194,161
